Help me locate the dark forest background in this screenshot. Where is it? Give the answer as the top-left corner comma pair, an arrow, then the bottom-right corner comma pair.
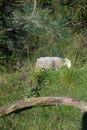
0,0 -> 87,71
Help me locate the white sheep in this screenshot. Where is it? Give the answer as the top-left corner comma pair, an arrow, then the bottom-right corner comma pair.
35,57 -> 71,71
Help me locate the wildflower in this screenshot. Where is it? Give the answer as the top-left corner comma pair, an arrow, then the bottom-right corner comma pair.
32,86 -> 38,92
21,71 -> 26,81
28,80 -> 32,87
12,65 -> 17,70
16,61 -> 22,68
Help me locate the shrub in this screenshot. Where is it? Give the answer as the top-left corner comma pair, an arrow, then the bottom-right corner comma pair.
26,70 -> 47,98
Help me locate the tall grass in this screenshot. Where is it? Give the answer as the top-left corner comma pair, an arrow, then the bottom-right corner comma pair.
26,70 -> 47,98
0,63 -> 87,130
59,67 -> 79,87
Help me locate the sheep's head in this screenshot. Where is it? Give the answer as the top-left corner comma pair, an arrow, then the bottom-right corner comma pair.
65,58 -> 71,68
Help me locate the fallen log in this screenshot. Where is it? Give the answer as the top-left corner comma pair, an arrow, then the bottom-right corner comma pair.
0,97 -> 87,117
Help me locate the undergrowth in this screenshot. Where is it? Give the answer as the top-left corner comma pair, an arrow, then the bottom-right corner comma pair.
0,64 -> 87,130
59,67 -> 79,87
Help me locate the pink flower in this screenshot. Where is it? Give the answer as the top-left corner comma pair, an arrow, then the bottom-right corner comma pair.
21,71 -> 26,81
16,61 -> 22,68
28,80 -> 32,87
12,65 -> 17,70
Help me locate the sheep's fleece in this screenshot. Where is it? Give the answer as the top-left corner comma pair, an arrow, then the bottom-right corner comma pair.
36,57 -> 71,70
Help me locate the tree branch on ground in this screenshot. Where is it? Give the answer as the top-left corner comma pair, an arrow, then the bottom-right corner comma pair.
0,97 -> 87,117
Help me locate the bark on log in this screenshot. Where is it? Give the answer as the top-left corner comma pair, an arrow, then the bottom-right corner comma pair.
0,97 -> 87,117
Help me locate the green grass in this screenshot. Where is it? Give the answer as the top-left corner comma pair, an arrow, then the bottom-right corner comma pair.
0,65 -> 87,130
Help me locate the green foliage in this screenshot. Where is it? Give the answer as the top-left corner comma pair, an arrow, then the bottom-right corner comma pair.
59,67 -> 79,87
31,70 -> 47,87
0,0 -> 87,70
38,0 -> 87,31
0,64 -> 87,129
26,87 -> 40,98
26,70 -> 47,98
0,0 -> 37,68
